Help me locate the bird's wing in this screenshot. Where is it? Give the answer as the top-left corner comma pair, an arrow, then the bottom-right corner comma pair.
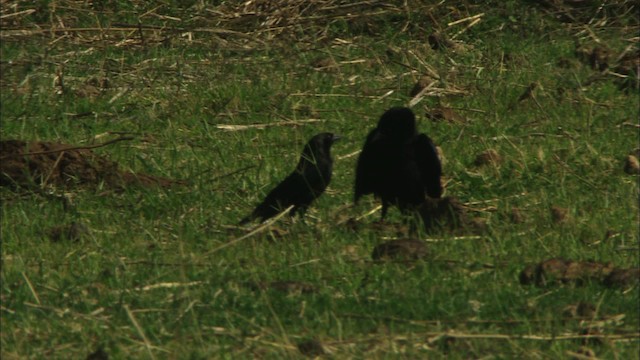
298,148 -> 332,192
354,129 -> 382,201
262,171 -> 308,207
414,134 -> 443,198
241,172 -> 302,223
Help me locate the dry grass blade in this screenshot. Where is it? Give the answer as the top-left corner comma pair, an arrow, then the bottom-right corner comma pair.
408,81 -> 438,107
0,9 -> 36,20
134,281 -> 204,292
408,83 -> 467,107
434,331 -> 640,341
212,0 -> 404,40
216,119 -> 323,131
421,235 -> 487,242
290,92 -> 385,99
447,13 -> 484,27
21,272 -> 41,305
356,205 -> 383,221
124,304 -> 158,360
451,17 -> 482,39
206,205 -> 295,255
337,150 -> 361,160
41,151 -> 66,188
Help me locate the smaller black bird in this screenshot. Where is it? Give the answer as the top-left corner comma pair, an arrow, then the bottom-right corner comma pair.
239,133 -> 340,225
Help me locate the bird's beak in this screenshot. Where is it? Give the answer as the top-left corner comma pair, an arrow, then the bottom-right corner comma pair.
332,134 -> 342,142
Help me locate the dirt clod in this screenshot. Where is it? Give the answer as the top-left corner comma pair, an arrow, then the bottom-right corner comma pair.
550,206 -> 570,224
86,346 -> 109,360
311,57 -> 337,71
568,346 -> 597,359
623,155 -> 640,175
510,207 -> 525,224
520,258 -> 635,288
579,328 -> 605,346
419,196 -> 475,233
298,339 -> 326,357
575,44 -> 638,92
425,106 -> 466,123
48,222 -> 90,242
428,32 -> 455,50
589,47 -> 610,71
603,268 -> 640,288
473,149 -> 502,167
372,238 -> 428,261
563,301 -> 597,319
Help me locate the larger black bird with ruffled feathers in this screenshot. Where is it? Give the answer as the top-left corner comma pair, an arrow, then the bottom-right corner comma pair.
240,133 -> 340,225
354,107 -> 442,219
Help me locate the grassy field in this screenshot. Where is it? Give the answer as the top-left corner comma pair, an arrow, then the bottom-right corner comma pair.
1,0 -> 639,358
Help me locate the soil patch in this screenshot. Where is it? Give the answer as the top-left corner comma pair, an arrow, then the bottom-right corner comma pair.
247,280 -> 316,295
371,238 -> 428,261
0,139 -> 184,190
420,196 -> 486,233
520,258 -> 639,288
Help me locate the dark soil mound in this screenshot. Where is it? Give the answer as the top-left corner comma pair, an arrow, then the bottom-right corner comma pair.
520,258 -> 639,288
420,196 -> 487,233
0,139 -> 183,190
372,238 -> 428,261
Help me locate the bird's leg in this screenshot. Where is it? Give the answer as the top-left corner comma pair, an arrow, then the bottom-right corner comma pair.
377,203 -> 389,223
288,206 -> 298,217
292,206 -> 309,224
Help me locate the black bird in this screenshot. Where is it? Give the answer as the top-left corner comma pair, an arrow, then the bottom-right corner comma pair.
354,107 -> 442,219
240,133 -> 340,225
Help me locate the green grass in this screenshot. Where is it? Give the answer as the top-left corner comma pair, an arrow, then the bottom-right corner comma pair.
2,1 -> 639,358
